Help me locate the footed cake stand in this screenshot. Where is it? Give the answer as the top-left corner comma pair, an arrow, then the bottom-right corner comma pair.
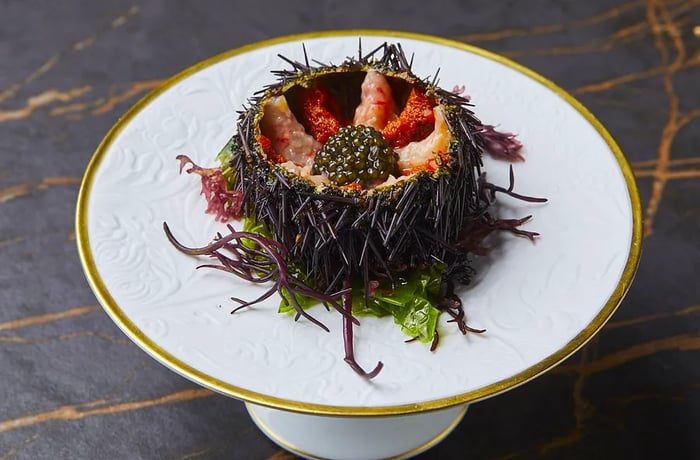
77,31 -> 642,459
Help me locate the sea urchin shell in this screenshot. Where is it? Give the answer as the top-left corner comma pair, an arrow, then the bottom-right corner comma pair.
220,43 -> 491,293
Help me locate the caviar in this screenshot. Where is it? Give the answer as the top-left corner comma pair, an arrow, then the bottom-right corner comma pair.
313,125 -> 397,187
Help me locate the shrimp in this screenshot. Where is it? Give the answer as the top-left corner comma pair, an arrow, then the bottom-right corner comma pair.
278,161 -> 329,185
396,106 -> 451,173
353,70 -> 398,130
260,96 -> 321,167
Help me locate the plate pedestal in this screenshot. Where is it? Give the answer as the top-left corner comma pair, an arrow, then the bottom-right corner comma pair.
246,402 -> 468,460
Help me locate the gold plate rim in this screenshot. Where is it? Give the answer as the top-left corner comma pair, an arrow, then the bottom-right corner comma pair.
76,29 -> 643,417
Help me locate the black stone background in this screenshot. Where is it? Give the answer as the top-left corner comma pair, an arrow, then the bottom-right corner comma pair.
1,1 -> 698,459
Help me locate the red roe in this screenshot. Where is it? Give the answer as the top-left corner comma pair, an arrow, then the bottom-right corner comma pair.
382,89 -> 435,148
299,82 -> 342,143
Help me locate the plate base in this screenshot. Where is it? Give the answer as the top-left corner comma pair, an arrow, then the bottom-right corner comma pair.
246,402 -> 468,460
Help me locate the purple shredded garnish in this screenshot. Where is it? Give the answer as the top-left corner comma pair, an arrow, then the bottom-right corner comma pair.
480,165 -> 548,204
438,293 -> 486,336
176,155 -> 243,222
165,160 -> 543,378
449,86 -> 523,161
163,222 -> 357,332
477,125 -> 525,162
404,332 -> 440,351
342,278 -> 383,379
452,166 -> 546,255
430,329 -> 440,352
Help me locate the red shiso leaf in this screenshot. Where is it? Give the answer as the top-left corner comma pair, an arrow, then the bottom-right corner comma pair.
175,155 -> 243,222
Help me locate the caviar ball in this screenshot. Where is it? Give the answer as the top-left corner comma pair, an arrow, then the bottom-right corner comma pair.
312,125 -> 398,187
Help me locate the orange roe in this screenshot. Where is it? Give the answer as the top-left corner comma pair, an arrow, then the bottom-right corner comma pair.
402,156 -> 446,176
300,83 -> 342,143
425,157 -> 438,172
257,134 -> 271,154
340,182 -> 363,192
258,134 -> 285,163
382,89 -> 435,148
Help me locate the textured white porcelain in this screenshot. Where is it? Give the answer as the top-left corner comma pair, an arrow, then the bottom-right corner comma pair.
86,34 -> 633,409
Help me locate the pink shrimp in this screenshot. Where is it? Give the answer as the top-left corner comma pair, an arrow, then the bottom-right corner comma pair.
396,106 -> 452,173
260,96 -> 321,167
352,70 -> 398,130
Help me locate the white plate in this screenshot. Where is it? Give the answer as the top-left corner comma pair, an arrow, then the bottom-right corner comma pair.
77,31 -> 642,416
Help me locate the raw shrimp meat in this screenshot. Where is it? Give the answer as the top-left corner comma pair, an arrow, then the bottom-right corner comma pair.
278,160 -> 329,184
396,106 -> 451,173
352,70 -> 397,130
260,96 -> 321,167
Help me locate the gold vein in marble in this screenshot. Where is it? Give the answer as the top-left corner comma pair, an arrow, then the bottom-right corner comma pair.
572,50 -> 699,95
606,304 -> 700,329
0,5 -> 140,106
0,56 -> 60,105
632,156 -> 700,168
453,1 -> 643,43
0,306 -> 99,332
0,176 -> 81,204
643,0 -> 699,237
92,80 -> 163,115
635,168 -> 700,179
606,388 -> 694,405
538,340 -> 597,455
556,333 -> 700,376
503,1 -> 695,59
453,0 -> 700,237
0,87 -> 91,122
49,80 -> 163,119
265,450 -> 298,460
0,389 -> 213,434
0,237 -> 26,249
0,331 -> 132,347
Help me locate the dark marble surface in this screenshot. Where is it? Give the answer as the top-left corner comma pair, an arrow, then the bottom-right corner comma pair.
1,1 -> 699,459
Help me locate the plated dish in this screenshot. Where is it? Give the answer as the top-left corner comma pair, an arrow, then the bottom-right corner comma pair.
166,42 -> 546,379
77,31 -> 641,415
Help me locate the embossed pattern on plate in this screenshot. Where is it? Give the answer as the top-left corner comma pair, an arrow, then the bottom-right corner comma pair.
85,35 -> 633,408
